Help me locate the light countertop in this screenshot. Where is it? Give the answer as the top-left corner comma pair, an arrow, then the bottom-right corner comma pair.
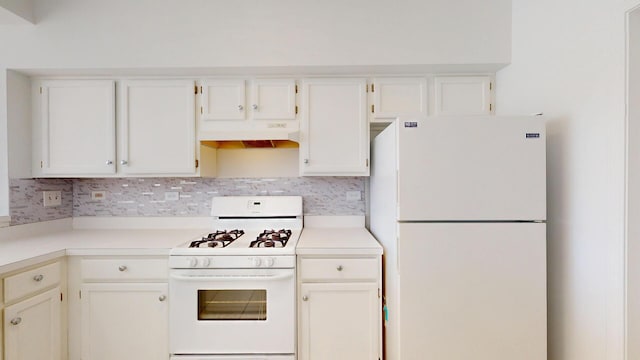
297,227 -> 383,256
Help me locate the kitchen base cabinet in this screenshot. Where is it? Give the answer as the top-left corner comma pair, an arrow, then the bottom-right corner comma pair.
80,283 -> 168,360
1,260 -> 65,360
4,287 -> 62,360
299,282 -> 379,360
68,256 -> 169,360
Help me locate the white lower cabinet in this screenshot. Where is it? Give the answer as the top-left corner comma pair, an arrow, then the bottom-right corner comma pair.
80,283 -> 168,360
298,255 -> 382,360
4,287 -> 62,360
299,282 -> 379,360
2,260 -> 65,360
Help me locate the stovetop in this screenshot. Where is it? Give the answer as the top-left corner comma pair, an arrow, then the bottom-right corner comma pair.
172,227 -> 302,256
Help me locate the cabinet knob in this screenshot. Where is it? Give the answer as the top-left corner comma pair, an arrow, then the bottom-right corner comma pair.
120,160 -> 128,166
336,265 -> 344,271
304,159 -> 309,165
10,317 -> 22,326
238,104 -> 244,111
302,295 -> 309,301
159,295 -> 167,302
106,160 -> 113,165
118,265 -> 127,272
252,104 -> 258,110
33,274 -> 44,282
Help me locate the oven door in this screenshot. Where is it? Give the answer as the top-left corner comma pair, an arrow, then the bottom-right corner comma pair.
169,268 -> 295,355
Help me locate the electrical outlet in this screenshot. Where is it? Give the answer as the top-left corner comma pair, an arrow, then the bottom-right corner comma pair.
346,191 -> 361,201
43,191 -> 62,207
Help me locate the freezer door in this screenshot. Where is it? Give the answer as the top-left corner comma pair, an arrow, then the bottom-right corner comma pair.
397,117 -> 546,221
394,222 -> 547,360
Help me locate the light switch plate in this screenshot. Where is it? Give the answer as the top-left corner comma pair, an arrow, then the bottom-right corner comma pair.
43,191 -> 62,207
91,191 -> 106,201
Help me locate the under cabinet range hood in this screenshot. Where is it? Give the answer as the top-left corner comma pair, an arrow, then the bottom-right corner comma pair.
198,129 -> 300,148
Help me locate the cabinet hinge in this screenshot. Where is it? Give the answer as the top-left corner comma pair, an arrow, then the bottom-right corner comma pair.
366,158 -> 369,167
200,106 -> 203,115
79,290 -> 82,299
295,106 -> 298,115
194,85 -> 198,94
39,86 -> 42,94
378,288 -> 381,298
490,82 -> 493,91
295,84 -> 298,94
195,159 -> 199,168
200,86 -> 203,93
371,83 -> 375,92
371,105 -> 374,113
490,103 -> 493,112
366,84 -> 369,92
60,292 -> 63,302
40,161 -> 43,168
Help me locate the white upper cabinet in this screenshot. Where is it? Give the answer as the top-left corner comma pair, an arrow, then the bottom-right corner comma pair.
119,80 -> 197,176
251,79 -> 297,120
371,77 -> 428,120
300,78 -> 369,176
201,79 -> 246,120
434,76 -> 493,115
38,80 -> 116,176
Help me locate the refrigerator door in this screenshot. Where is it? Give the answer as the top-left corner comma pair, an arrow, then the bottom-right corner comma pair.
397,116 -> 546,221
395,222 -> 547,360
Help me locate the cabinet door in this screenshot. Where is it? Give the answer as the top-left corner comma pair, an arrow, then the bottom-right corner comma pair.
434,76 -> 493,115
371,77 -> 427,120
201,79 -> 246,120
300,78 -> 369,176
120,80 -> 196,175
80,283 -> 168,360
39,80 -> 116,176
251,79 -> 297,120
4,287 -> 62,360
299,282 -> 379,360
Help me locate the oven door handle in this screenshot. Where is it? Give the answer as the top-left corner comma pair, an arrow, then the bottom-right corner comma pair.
169,272 -> 294,282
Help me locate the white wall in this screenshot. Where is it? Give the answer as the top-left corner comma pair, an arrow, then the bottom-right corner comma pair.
0,0 -> 34,24
0,0 -> 512,218
627,5 -> 640,360
496,1 -> 626,359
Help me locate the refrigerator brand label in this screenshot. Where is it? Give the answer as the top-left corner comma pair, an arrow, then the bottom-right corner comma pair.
404,122 -> 418,128
526,133 -> 540,138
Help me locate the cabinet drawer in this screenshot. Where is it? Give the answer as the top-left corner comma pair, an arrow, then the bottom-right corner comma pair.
299,258 -> 378,281
4,262 -> 61,303
81,258 -> 168,281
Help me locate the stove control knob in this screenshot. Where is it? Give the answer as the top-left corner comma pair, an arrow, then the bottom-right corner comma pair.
253,257 -> 262,267
188,257 -> 198,267
200,257 -> 211,267
265,257 -> 275,267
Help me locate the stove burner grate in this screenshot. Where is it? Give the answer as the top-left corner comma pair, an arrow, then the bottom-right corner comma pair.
190,229 -> 244,248
250,229 -> 292,248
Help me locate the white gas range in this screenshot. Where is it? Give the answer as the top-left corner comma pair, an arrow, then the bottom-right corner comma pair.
169,196 -> 302,360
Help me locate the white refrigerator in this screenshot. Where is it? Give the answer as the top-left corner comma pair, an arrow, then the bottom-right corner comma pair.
369,116 -> 546,360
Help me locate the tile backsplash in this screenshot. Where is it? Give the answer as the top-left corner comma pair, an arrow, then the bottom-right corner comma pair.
10,178 -> 74,225
9,177 -> 365,225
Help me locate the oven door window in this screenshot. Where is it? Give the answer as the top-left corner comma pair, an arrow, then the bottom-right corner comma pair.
198,290 -> 267,321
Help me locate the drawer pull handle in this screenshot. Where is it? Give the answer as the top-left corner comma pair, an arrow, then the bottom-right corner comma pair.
33,274 -> 44,282
336,265 -> 344,271
10,317 -> 22,326
302,295 -> 309,301
159,295 -> 167,302
118,265 -> 127,272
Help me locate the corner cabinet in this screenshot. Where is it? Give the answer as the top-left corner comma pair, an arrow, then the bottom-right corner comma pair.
300,78 -> 369,176
36,80 -> 116,176
2,260 -> 65,360
119,80 -> 197,176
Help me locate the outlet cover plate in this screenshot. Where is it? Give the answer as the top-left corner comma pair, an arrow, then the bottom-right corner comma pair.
346,191 -> 361,201
43,191 -> 62,207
